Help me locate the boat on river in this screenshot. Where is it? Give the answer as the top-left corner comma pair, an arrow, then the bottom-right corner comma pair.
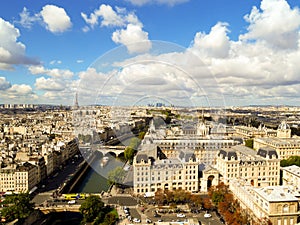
100,156 -> 110,167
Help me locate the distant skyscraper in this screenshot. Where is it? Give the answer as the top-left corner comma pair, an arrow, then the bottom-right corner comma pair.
74,92 -> 79,109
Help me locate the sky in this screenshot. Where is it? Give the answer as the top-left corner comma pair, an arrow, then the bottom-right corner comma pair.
1,0 -> 300,107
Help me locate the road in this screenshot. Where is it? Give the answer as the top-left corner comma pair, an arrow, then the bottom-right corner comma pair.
141,205 -> 225,225
104,195 -> 225,225
32,154 -> 84,205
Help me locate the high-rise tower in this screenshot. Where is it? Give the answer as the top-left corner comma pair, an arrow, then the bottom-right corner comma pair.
74,92 -> 79,109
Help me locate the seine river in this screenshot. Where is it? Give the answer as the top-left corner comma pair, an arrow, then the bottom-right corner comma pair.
72,154 -> 125,193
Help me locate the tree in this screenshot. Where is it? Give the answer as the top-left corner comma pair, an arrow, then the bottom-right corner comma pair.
281,156 -> 300,167
154,189 -> 166,205
79,195 -> 105,223
124,146 -> 135,163
138,131 -> 146,140
1,192 -> 34,222
107,167 -> 126,186
245,139 -> 253,149
190,194 -> 202,207
202,197 -> 213,210
165,116 -> 171,124
129,137 -> 141,150
102,211 -> 118,225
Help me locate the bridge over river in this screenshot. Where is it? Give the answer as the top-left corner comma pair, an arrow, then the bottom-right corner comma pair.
79,144 -> 126,157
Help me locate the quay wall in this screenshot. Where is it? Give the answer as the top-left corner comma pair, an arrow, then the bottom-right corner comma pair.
59,153 -> 97,194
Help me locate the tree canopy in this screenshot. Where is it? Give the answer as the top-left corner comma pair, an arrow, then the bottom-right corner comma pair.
244,139 -> 253,149
107,166 -> 126,186
79,195 -> 105,223
124,146 -> 135,163
1,192 -> 34,222
208,182 -> 250,225
80,195 -> 118,225
280,156 -> 300,167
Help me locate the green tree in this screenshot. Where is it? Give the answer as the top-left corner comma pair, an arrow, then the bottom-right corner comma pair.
138,131 -> 146,140
102,211 -> 118,225
129,137 -> 141,150
245,139 -> 253,149
165,116 -> 171,124
79,195 -> 105,223
107,167 -> 126,186
1,192 -> 34,222
124,146 -> 135,163
280,156 -> 300,167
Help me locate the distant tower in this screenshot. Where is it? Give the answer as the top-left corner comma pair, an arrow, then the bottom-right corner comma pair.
277,121 -> 291,138
74,92 -> 79,109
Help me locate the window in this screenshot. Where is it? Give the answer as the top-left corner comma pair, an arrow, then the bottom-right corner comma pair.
283,204 -> 289,213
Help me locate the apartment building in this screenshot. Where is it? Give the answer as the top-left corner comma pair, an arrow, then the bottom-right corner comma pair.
234,124 -> 277,138
282,165 -> 300,192
254,121 -> 300,160
133,143 -> 199,195
230,180 -> 300,225
144,119 -> 241,165
0,162 -> 38,193
216,145 -> 280,187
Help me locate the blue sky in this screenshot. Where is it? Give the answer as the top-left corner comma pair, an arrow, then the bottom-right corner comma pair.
1,0 -> 300,107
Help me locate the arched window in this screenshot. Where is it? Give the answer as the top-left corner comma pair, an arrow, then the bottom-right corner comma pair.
283,204 -> 289,213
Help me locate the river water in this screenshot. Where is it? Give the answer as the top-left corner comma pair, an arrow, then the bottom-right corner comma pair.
72,154 -> 125,193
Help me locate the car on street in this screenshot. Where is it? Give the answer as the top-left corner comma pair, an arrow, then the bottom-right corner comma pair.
204,213 -> 212,218
133,218 -> 141,223
177,213 -> 186,218
68,200 -> 76,204
154,212 -> 161,217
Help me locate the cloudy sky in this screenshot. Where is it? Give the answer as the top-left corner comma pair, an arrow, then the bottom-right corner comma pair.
1,0 -> 300,107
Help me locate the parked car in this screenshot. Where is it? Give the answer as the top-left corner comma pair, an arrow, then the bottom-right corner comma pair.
177,213 -> 186,218
154,213 -> 161,217
133,218 -> 141,223
220,217 -> 225,224
204,213 -> 212,218
146,218 -> 152,223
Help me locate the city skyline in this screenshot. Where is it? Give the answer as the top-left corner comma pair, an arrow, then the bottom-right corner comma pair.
1,0 -> 300,107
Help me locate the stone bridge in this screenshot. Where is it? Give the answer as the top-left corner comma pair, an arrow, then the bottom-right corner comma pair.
37,205 -> 81,214
97,145 -> 126,157
79,144 -> 126,157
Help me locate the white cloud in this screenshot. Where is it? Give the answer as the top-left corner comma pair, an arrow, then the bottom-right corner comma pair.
112,24 -> 151,53
0,77 -> 11,90
28,65 -> 74,78
81,4 -> 124,28
81,4 -> 150,53
240,0 -> 300,49
50,60 -> 62,65
8,84 -> 34,95
10,0 -> 300,106
81,4 -> 141,29
0,18 -> 39,70
0,84 -> 38,103
18,7 -> 40,29
40,5 -> 72,33
76,46 -> 217,107
35,77 -> 65,91
190,22 -> 230,58
125,0 -> 190,6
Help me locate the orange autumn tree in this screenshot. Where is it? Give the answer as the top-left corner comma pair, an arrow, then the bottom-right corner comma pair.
208,182 -> 251,225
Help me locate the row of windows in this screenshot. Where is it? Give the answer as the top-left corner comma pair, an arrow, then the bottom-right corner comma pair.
137,174 -> 197,182
136,181 -> 197,187
136,186 -> 197,193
